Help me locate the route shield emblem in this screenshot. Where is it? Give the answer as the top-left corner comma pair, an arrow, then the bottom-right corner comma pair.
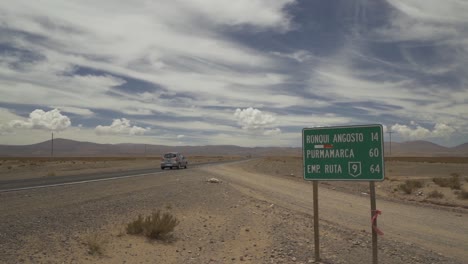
348,162 -> 362,177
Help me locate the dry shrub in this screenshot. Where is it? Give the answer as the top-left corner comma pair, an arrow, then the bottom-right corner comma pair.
398,180 -> 423,194
458,190 -> 468,200
427,190 -> 444,199
84,234 -> 106,256
126,210 -> 179,240
126,215 -> 144,235
433,175 -> 461,190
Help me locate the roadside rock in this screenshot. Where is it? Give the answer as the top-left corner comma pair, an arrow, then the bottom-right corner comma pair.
207,178 -> 221,183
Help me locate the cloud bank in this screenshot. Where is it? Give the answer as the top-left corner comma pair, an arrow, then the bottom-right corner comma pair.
0,1 -> 466,147
8,109 -> 71,131
391,123 -> 456,139
234,107 -> 281,136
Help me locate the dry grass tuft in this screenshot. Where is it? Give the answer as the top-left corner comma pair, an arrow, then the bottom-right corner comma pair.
427,190 -> 444,199
84,234 -> 106,256
458,190 -> 468,200
126,210 -> 179,240
398,180 -> 423,194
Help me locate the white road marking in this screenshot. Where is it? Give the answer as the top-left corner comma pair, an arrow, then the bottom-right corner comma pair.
0,159 -> 252,193
0,171 -> 162,193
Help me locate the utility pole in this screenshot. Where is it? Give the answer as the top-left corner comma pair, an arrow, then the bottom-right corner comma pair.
51,132 -> 54,158
387,130 -> 393,156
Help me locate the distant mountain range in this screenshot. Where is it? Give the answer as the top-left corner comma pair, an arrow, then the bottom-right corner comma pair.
0,138 -> 467,157
0,138 -> 300,157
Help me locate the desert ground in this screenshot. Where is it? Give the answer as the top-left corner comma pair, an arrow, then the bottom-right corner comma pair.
0,156 -> 467,264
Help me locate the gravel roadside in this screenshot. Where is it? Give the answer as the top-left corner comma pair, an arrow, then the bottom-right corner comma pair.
0,164 -> 464,263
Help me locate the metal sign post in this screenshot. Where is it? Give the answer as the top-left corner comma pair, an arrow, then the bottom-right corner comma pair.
303,124 -> 385,263
313,181 -> 320,261
370,182 -> 378,264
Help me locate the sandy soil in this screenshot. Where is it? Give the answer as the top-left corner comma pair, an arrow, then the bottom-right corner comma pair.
239,157 -> 468,209
0,157 -> 467,264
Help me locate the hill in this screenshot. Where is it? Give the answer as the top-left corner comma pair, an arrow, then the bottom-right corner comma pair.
385,141 -> 451,157
0,138 -> 301,157
0,138 -> 467,157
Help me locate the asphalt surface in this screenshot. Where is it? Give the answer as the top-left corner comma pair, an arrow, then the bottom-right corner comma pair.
0,160 -> 243,193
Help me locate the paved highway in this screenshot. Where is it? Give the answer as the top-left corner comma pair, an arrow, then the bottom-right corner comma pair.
0,160 -> 245,193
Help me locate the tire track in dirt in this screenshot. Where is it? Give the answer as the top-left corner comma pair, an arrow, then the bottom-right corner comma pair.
201,163 -> 468,262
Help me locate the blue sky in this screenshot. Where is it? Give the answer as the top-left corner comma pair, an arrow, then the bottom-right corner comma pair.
0,0 -> 467,147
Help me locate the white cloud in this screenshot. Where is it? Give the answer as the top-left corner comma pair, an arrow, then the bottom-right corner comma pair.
391,123 -> 455,139
277,113 -> 350,128
55,106 -> 94,116
95,118 -> 149,136
373,1 -> 468,45
177,135 -> 185,139
234,107 -> 275,130
311,65 -> 418,104
0,0 -> 301,121
263,128 -> 281,136
0,1 -> 466,147
382,125 -> 389,133
375,1 -> 468,77
181,0 -> 294,30
391,124 -> 430,138
0,124 -> 12,135
272,50 -> 316,63
433,123 -> 456,137
8,109 -> 71,131
234,107 -> 281,135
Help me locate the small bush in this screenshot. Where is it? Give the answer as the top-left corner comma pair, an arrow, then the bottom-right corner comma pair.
127,215 -> 144,235
126,210 -> 179,240
458,190 -> 468,200
47,171 -> 56,177
84,234 -> 106,256
398,180 -> 423,194
433,175 -> 461,190
427,190 -> 444,199
7,166 -> 12,170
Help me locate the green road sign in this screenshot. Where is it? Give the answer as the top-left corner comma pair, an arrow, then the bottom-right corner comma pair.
303,125 -> 385,181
